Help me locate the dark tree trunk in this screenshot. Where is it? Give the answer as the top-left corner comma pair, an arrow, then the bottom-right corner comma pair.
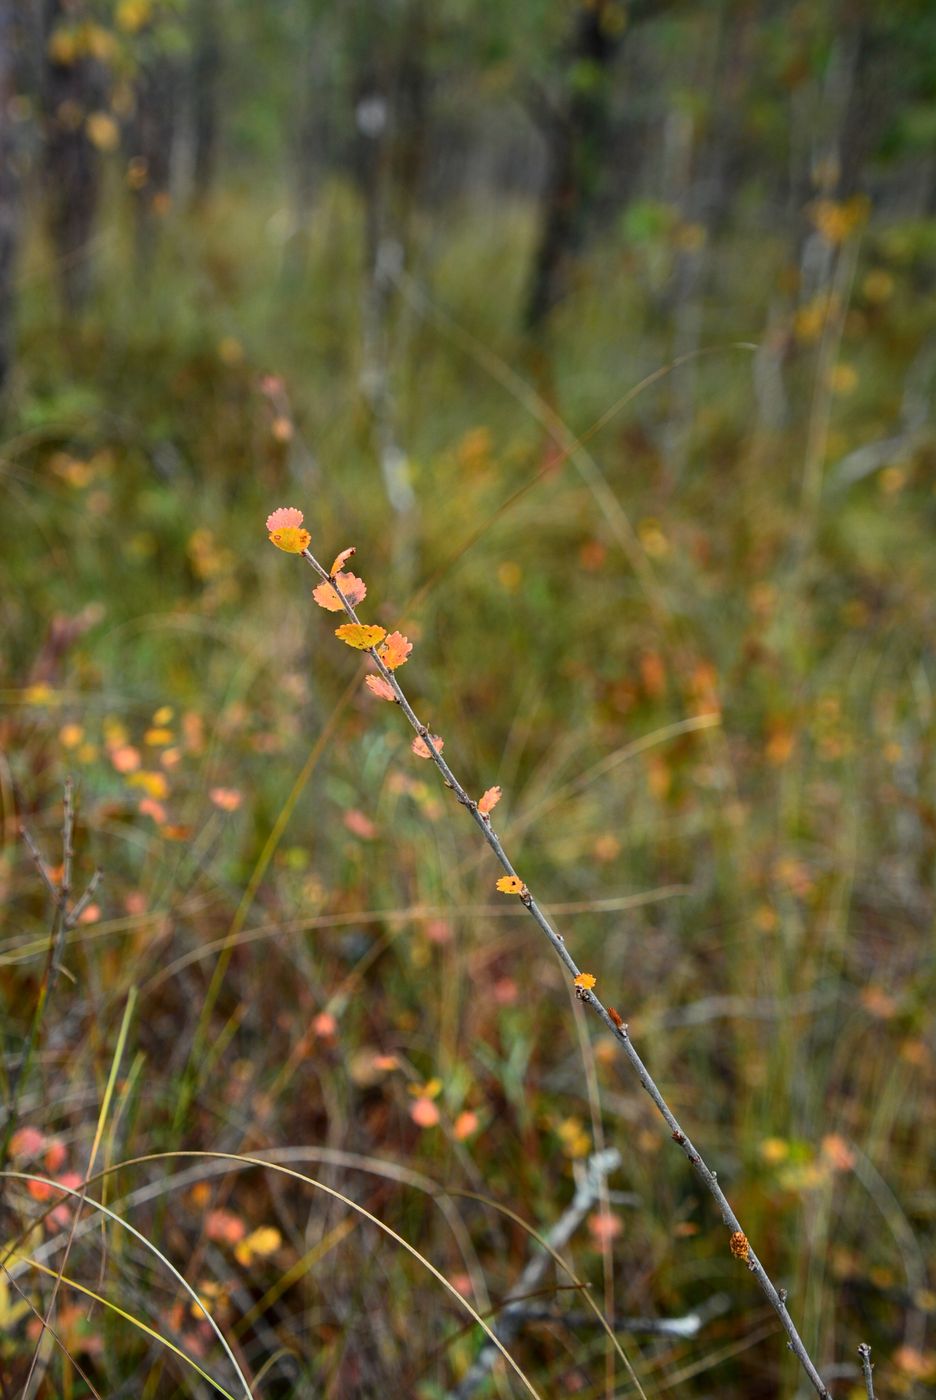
129,48 -> 178,266
41,0 -> 104,316
524,1 -> 624,330
191,0 -> 221,205
0,0 -> 20,397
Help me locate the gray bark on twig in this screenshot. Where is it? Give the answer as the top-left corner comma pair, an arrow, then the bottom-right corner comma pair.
297,544 -> 835,1398
450,1149 -> 621,1400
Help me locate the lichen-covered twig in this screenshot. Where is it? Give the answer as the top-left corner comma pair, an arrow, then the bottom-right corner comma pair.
3,785 -> 103,1162
276,531 -> 832,1398
451,1149 -> 621,1400
858,1343 -> 876,1400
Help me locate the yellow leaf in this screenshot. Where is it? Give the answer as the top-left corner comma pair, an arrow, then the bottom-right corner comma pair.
574,972 -> 596,991
234,1225 -> 282,1266
86,112 -> 120,153
247,1225 -> 281,1256
268,526 -> 310,554
0,1275 -> 31,1329
116,0 -> 153,32
128,771 -> 168,800
335,623 -> 386,650
144,727 -> 173,746
496,875 -> 524,895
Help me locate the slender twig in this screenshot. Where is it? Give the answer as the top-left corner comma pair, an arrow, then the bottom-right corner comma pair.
61,777 -> 75,915
300,546 -> 832,1398
2,791 -> 103,1164
857,1344 -> 876,1400
68,868 -> 103,928
451,1150 -> 622,1400
19,827 -> 59,903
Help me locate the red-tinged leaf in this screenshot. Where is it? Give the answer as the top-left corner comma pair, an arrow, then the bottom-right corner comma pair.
343,808 -> 377,840
410,1097 -> 440,1129
266,506 -> 304,532
205,1209 -> 247,1246
477,785 -> 501,816
588,1211 -> 623,1245
411,733 -> 443,759
365,674 -> 396,702
495,875 -> 524,895
313,572 -> 367,611
377,631 -> 413,670
210,787 -> 242,811
9,1128 -> 46,1160
330,546 -> 355,575
266,509 -> 310,554
335,623 -> 386,650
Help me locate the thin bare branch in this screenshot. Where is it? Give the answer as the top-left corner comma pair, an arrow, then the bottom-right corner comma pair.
67,869 -> 103,930
858,1343 -> 876,1400
451,1150 -> 623,1400
300,546 -> 832,1398
61,776 -> 75,911
19,825 -> 58,903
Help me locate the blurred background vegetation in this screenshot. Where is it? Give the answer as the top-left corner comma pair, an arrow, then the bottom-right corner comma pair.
2,0 -> 936,1395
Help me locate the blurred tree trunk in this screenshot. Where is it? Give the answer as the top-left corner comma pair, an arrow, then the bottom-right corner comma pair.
41,0 -> 103,315
351,0 -> 420,532
524,0 -> 625,330
292,0 -> 335,254
129,47 -> 178,267
0,0 -> 20,397
190,0 -> 220,206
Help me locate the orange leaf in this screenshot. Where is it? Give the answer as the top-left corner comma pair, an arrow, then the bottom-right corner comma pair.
454,1110 -> 478,1141
330,546 -> 355,575
313,572 -> 367,611
335,623 -> 386,650
477,785 -> 501,815
574,972 -> 596,991
377,631 -> 412,670
495,875 -> 524,895
365,674 -> 396,702
411,733 -> 443,759
729,1230 -> 750,1261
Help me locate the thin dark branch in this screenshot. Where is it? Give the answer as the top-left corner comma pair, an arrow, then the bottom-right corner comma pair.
300,546 -> 832,1399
